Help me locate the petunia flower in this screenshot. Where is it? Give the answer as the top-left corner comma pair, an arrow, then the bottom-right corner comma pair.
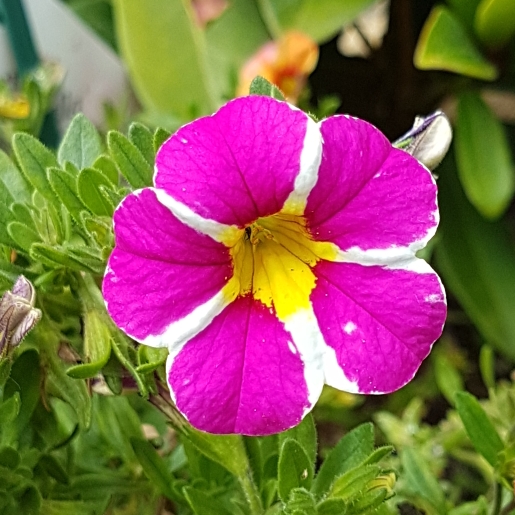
103,96 -> 446,436
236,32 -> 318,103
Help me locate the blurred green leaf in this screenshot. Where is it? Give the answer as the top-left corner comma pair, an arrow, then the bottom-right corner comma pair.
433,352 -> 464,405
258,0 -> 376,42
436,153 -> 515,360
455,391 -> 503,467
479,345 -> 495,390
12,133 -> 59,205
58,113 -> 102,170
107,131 -> 153,189
278,439 -> 313,501
0,149 -> 32,204
184,486 -> 233,515
130,437 -> 178,501
113,0 -> 216,119
475,0 -> 515,48
0,393 -> 20,425
455,91 -> 514,219
446,0 -> 482,29
401,448 -> 446,514
414,6 -> 497,80
77,168 -> 116,217
40,499 -> 107,515
249,76 -> 285,100
312,422 -> 374,498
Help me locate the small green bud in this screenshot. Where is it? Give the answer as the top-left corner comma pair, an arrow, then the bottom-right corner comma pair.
0,276 -> 42,354
394,111 -> 452,170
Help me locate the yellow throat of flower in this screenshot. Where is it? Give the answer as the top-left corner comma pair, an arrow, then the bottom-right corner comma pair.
225,213 -> 337,321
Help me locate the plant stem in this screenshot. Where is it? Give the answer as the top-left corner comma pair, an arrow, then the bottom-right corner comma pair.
238,468 -> 263,515
492,480 -> 502,515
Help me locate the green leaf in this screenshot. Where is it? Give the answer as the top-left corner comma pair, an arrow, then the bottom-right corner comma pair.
435,153 -> 515,360
77,168 -> 116,217
279,414 -> 317,471
285,488 -> 317,514
433,352 -> 464,405
401,448 -> 446,515
479,345 -> 495,390
0,447 -> 20,469
475,0 -> 515,48
128,122 -> 155,165
414,6 -> 498,80
66,309 -> 111,379
0,149 -> 32,204
0,393 -> 20,425
278,439 -> 313,501
30,243 -> 105,274
184,487 -> 233,515
47,167 -> 88,226
92,155 -> 119,185
107,131 -> 153,189
312,423 -> 374,498
258,0 -> 376,42
182,427 -> 249,477
10,203 -> 36,232
12,133 -> 59,204
57,113 -> 102,170
153,127 -> 171,152
455,91 -> 514,219
7,221 -> 41,252
317,498 -> 347,515
112,0 -> 217,119
249,76 -> 285,100
447,0 -> 482,29
37,454 -> 69,484
130,437 -> 178,501
328,464 -> 380,500
40,499 -> 108,515
136,346 -> 167,374
455,391 -> 504,467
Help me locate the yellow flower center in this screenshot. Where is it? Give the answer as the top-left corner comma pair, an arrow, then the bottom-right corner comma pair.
225,213 -> 337,320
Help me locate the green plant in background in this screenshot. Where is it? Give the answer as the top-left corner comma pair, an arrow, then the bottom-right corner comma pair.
1,0 -> 515,514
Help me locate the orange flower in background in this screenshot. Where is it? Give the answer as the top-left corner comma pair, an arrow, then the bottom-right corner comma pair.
237,31 -> 319,103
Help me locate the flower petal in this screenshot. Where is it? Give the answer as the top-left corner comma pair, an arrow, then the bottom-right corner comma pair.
103,188 -> 233,346
311,260 -> 446,394
167,296 -> 323,435
306,116 -> 438,261
155,96 -> 321,227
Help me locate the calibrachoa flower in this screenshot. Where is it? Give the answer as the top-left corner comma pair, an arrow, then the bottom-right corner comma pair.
103,96 -> 446,436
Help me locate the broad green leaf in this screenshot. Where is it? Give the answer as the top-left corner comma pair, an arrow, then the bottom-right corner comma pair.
475,0 -> 515,48
77,168 -> 116,217
0,149 -> 32,204
455,91 -> 514,219
249,76 -> 285,100
279,414 -> 317,471
128,122 -> 155,165
107,131 -> 153,189
113,0 -> 217,119
401,448 -> 446,515
414,6 -> 497,80
58,113 -> 102,170
312,423 -> 374,498
7,221 -> 41,252
184,487 -> 233,515
66,309 -> 111,379
47,167 -> 88,226
455,391 -> 503,466
12,133 -> 59,204
436,153 -> 515,360
92,155 -> 119,185
130,437 -> 178,501
278,439 -> 313,501
258,0 -> 376,42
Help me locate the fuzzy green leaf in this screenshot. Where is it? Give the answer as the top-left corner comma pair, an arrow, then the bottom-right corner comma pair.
107,131 -> 153,189
184,487 -> 233,515
7,221 -> 42,252
249,76 -> 285,100
278,439 -> 313,501
128,122 -> 155,165
77,168 -> 116,217
279,414 -> 317,472
92,155 -> 119,185
47,167 -> 88,226
58,113 -> 102,170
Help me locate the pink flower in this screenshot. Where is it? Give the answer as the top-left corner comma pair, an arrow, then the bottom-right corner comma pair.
103,96 -> 446,436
